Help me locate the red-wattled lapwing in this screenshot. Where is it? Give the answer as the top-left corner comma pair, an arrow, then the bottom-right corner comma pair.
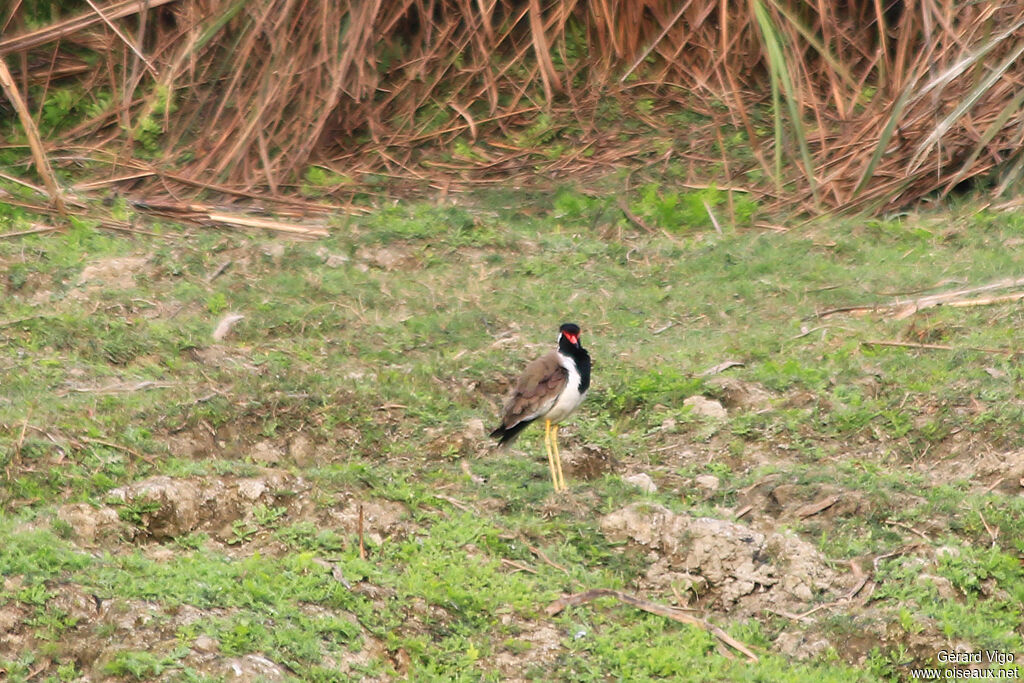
490,323 -> 591,492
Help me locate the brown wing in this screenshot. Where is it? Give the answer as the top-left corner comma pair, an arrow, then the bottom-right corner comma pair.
501,350 -> 567,428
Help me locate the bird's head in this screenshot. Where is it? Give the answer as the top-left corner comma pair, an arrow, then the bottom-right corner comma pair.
559,323 -> 582,347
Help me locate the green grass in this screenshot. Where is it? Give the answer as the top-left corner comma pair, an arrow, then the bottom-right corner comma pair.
0,191 -> 1022,680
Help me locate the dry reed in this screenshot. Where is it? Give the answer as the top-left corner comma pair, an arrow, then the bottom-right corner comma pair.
2,0 -> 1023,215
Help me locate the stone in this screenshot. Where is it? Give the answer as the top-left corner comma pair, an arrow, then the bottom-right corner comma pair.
624,473 -> 657,493
683,395 -> 727,419
694,474 -> 720,495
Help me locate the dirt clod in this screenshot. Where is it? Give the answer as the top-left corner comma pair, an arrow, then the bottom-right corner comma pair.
249,440 -> 285,465
624,472 -> 657,493
776,631 -> 833,660
684,395 -> 727,419
706,377 -> 774,410
601,503 -> 844,610
106,470 -> 299,540
56,502 -> 131,545
694,474 -> 720,497
224,654 -> 286,681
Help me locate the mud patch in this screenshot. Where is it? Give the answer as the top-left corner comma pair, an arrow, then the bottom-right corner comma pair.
75,256 -> 150,294
601,502 -> 849,613
56,503 -> 132,546
356,245 -> 418,270
103,469 -> 300,540
564,443 -> 617,480
705,377 -> 775,411
491,622 -> 562,681
932,448 -> 1024,494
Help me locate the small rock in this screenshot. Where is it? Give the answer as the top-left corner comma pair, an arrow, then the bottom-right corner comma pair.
935,545 -> 960,559
683,395 -> 727,419
356,245 -> 414,270
694,474 -> 720,495
236,478 -> 268,501
770,483 -> 803,506
316,246 -> 349,268
108,476 -> 202,539
776,631 -> 832,660
249,441 -> 284,465
211,313 -> 244,341
56,503 -> 126,545
705,377 -> 774,410
464,418 -> 486,439
145,546 -> 176,564
262,243 -> 286,261
624,473 -> 657,493
194,635 -> 219,653
225,654 -> 285,681
288,434 -> 316,467
917,573 -> 958,600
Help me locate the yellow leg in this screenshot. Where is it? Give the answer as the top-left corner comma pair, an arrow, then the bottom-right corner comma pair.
551,424 -> 567,492
544,420 -> 559,492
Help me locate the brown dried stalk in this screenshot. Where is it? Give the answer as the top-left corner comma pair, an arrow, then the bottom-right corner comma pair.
0,59 -> 66,217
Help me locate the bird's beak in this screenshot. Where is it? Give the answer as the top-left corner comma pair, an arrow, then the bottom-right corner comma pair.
564,333 -> 578,345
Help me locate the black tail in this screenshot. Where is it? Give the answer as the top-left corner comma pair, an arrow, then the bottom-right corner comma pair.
489,419 -> 534,446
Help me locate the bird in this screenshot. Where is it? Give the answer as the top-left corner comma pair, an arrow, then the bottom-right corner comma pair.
490,323 -> 591,492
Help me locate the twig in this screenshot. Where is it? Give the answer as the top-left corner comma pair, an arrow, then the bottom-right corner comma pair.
0,315 -> 45,328
794,495 -> 841,519
820,277 -> 1024,320
872,545 -> 920,573
981,477 -> 1005,494
357,503 -> 366,560
79,436 -> 154,464
945,292 -> 1024,309
546,589 -> 759,663
0,224 -> 62,239
434,494 -> 472,512
703,200 -> 723,235
500,558 -> 538,574
460,460 -> 485,484
790,325 -> 832,340
205,259 -> 232,282
0,0 -> 180,55
619,1 -> 690,82
884,519 -> 931,543
61,380 -> 175,395
0,170 -> 48,196
616,197 -> 656,233
83,0 -> 158,76
205,212 -> 329,238
697,360 -> 744,377
312,557 -> 352,589
976,508 -> 999,548
813,305 -> 882,319
522,539 -> 570,575
7,409 -> 31,480
774,560 -> 872,623
733,505 -> 753,520
862,340 -> 1024,356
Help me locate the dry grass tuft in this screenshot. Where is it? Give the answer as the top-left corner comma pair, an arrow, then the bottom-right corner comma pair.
2,0 -> 1024,215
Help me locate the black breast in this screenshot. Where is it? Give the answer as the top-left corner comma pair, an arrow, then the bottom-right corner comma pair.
575,348 -> 591,394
